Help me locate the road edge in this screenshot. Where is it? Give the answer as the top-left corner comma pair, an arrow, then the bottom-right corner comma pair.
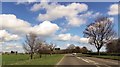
56,54 -> 66,65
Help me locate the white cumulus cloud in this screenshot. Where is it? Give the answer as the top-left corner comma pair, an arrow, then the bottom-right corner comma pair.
31,21 -> 59,36
55,33 -> 89,43
56,33 -> 71,41
2,43 -> 24,53
0,14 -> 59,36
31,2 -> 88,27
0,30 -> 20,42
108,4 -> 119,15
0,14 -> 31,34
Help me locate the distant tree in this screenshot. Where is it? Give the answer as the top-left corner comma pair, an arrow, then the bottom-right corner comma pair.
83,17 -> 116,55
81,47 -> 88,53
15,51 -> 18,55
11,51 -> 15,54
48,42 -> 56,55
118,38 -> 120,53
106,38 -> 120,53
23,33 -> 37,59
66,44 -> 76,53
67,44 -> 75,49
49,42 -> 56,51
34,39 -> 45,58
75,46 -> 81,53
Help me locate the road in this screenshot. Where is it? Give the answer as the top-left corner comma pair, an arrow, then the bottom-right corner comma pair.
56,54 -> 119,67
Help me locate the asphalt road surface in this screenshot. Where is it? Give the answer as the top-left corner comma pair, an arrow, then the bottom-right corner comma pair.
56,54 -> 120,67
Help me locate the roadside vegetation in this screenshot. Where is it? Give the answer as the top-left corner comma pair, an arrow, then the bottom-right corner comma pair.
2,54 -> 64,65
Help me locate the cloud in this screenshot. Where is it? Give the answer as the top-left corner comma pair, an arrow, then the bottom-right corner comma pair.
2,43 -> 24,53
108,4 -> 118,15
16,0 -> 38,4
31,2 -> 88,27
80,38 -> 89,44
0,14 -> 59,36
31,2 -> 102,27
0,30 -> 20,42
31,21 -> 59,36
79,11 -> 102,18
0,14 -> 31,34
108,17 -> 114,22
66,44 -> 70,47
60,28 -> 68,33
56,33 -> 71,41
58,43 -> 71,49
55,33 -> 89,43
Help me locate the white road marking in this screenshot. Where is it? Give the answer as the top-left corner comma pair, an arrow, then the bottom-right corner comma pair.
76,57 -> 112,67
56,54 -> 66,65
94,58 -> 118,65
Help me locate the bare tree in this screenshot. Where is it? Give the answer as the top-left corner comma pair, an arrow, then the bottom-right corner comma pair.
49,42 -> 56,51
23,33 -> 37,59
67,44 -> 75,49
83,17 -> 116,55
48,42 -> 56,55
36,40 -> 52,57
34,39 -> 45,58
66,44 -> 76,53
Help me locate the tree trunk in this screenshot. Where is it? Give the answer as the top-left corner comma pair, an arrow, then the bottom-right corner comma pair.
39,54 -> 42,58
30,53 -> 33,59
97,49 -> 100,55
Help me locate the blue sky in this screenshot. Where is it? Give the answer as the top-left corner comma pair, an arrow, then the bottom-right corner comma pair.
0,2 -> 119,53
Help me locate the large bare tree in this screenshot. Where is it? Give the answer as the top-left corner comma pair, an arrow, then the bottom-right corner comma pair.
83,17 -> 116,55
23,33 -> 38,59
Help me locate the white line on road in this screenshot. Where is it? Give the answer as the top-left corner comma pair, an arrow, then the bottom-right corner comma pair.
56,54 -> 66,65
77,57 -> 90,63
93,58 -> 118,65
76,57 -> 111,67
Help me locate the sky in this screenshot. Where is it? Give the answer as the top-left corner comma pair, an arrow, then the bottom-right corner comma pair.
0,1 -> 119,53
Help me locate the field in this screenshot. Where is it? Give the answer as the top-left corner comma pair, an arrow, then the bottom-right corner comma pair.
2,54 -> 64,65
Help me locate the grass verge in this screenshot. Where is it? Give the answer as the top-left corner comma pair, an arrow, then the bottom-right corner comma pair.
2,54 -> 64,65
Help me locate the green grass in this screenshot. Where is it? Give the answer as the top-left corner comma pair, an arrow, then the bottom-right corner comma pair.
0,55 -> 2,65
2,54 -> 30,65
2,54 -> 64,65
